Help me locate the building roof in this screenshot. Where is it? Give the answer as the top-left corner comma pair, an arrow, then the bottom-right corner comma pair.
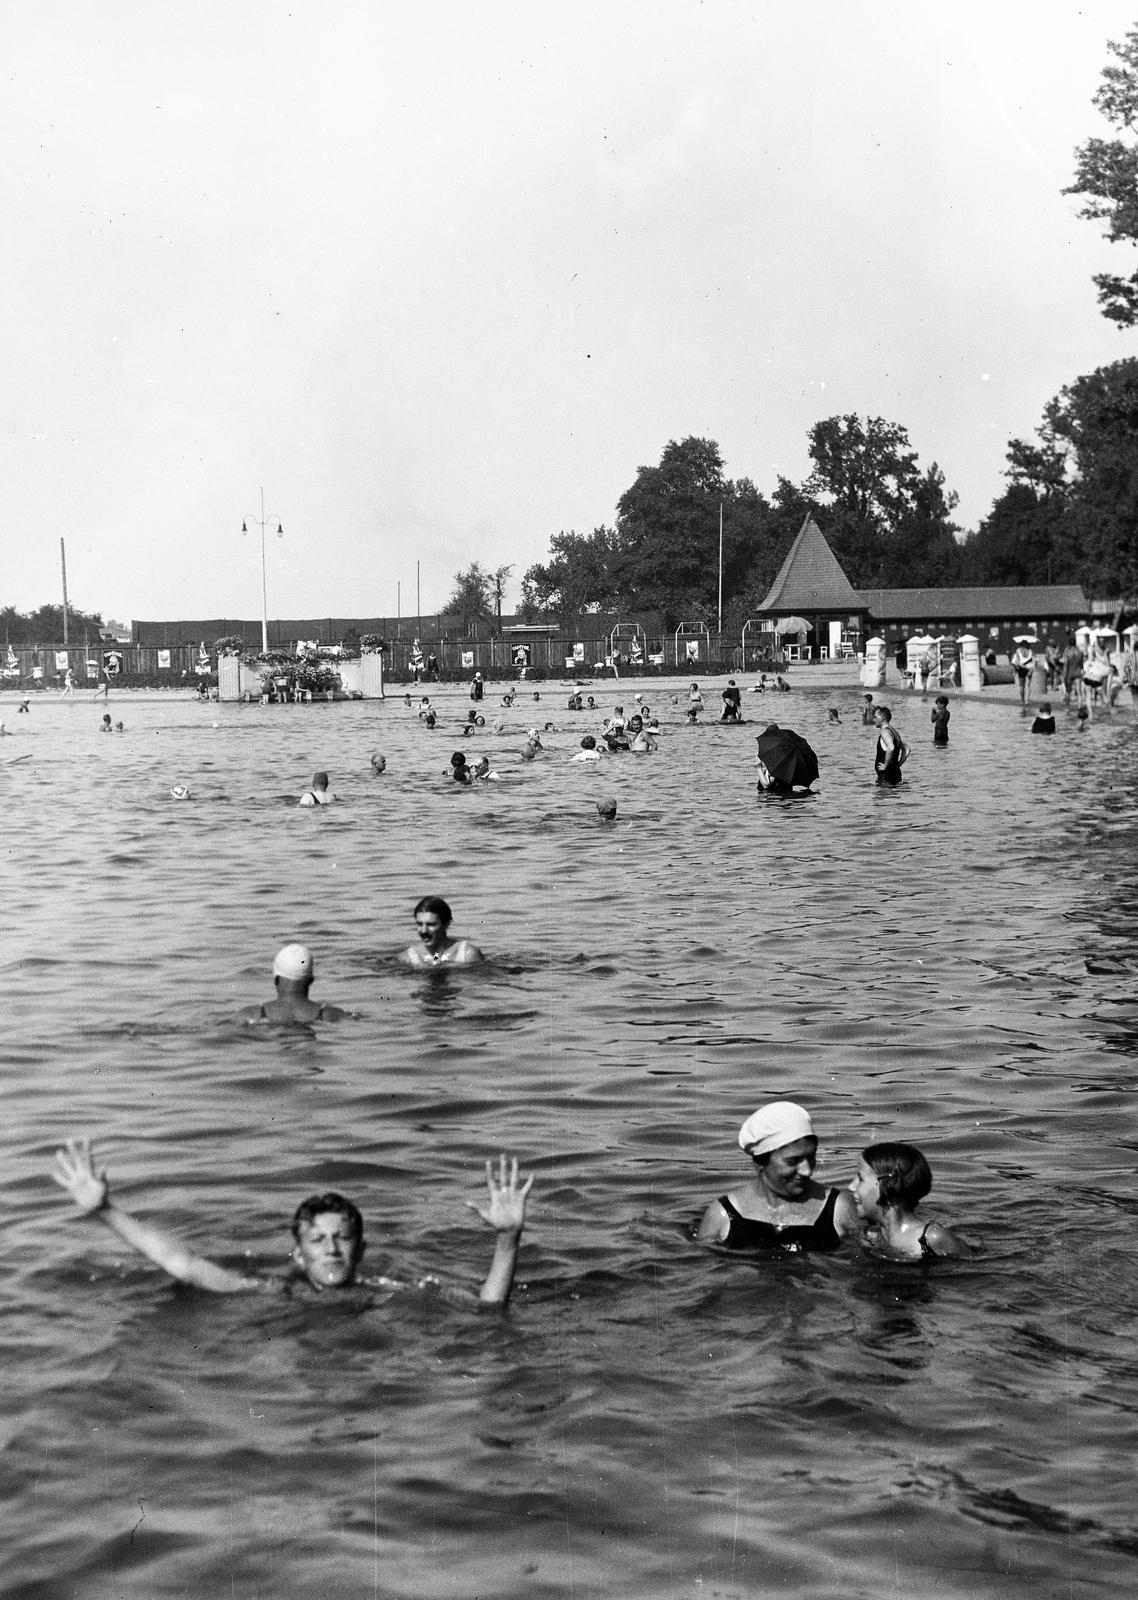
757,517 -> 865,614
858,585 -> 1088,621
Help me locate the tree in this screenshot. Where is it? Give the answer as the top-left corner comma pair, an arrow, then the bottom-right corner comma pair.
612,437 -> 729,626
1066,27 -> 1138,326
443,562 -> 511,628
805,415 -> 922,585
887,463 -> 963,587
520,528 -> 616,623
959,483 -> 1060,586
0,602 -> 104,643
1044,357 -> 1138,596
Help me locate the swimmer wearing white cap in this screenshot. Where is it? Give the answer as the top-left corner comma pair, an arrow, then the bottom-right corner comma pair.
240,944 -> 348,1024
697,1101 -> 860,1253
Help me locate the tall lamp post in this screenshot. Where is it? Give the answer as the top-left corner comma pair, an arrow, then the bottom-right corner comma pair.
241,487 -> 283,654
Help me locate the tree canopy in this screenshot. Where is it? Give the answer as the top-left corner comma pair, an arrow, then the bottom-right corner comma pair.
1066,26 -> 1138,326
442,562 -> 512,626
1,603 -> 105,643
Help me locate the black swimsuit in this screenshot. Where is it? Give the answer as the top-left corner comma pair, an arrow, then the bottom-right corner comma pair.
717,1188 -> 843,1253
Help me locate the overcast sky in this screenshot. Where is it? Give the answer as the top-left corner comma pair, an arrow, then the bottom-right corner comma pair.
3,1 -> 1136,625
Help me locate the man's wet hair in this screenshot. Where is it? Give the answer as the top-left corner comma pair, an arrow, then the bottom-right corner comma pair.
291,1192 -> 364,1247
414,894 -> 453,927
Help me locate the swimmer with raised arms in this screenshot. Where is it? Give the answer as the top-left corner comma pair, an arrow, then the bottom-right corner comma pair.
53,1141 -> 532,1305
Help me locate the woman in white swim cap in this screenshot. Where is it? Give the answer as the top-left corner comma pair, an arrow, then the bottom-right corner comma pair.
696,1101 -> 859,1254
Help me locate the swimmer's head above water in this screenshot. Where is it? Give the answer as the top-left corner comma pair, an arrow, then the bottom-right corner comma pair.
290,1191 -> 365,1288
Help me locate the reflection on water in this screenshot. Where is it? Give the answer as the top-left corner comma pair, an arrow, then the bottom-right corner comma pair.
3,684 -> 1137,1597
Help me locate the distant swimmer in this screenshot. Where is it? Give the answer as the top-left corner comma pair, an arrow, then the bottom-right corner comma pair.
571,735 -> 604,762
52,1138 -> 533,1305
370,753 -> 387,774
240,942 -> 347,1024
827,708 -> 842,725
471,755 -> 500,781
848,1141 -> 966,1260
595,797 -> 618,822
99,714 -> 112,733
405,896 -> 484,967
169,786 -> 192,800
447,751 -> 474,784
1031,702 -> 1056,735
861,694 -> 876,725
298,771 -> 336,806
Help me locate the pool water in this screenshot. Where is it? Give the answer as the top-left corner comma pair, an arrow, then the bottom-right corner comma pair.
3,682 -> 1137,1599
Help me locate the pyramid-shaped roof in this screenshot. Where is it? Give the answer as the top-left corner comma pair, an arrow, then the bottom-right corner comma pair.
757,517 -> 864,614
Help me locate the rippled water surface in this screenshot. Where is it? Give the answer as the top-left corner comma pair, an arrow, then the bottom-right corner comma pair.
3,682 -> 1137,1599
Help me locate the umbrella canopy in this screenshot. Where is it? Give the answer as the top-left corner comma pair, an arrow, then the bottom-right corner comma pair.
775,616 -> 813,635
1012,634 -> 1039,645
755,724 -> 819,789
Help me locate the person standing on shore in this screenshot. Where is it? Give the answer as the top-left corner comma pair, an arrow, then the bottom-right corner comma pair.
1061,635 -> 1084,707
1010,642 -> 1034,706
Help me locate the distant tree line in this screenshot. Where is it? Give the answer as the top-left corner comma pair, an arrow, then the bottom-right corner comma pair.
1,603 -> 105,644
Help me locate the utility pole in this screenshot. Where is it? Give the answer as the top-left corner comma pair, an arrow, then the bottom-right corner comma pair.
717,501 -> 723,637
240,488 -> 284,654
60,538 -> 70,643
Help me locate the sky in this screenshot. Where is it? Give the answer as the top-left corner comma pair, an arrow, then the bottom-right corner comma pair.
3,0 -> 1136,625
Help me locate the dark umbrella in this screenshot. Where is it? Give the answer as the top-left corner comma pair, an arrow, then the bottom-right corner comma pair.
755,723 -> 819,789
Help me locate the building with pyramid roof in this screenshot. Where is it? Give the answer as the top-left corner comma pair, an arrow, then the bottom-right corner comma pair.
753,516 -> 868,658
753,516 -> 1089,662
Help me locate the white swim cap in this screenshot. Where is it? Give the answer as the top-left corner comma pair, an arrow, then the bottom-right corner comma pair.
273,943 -> 314,982
170,786 -> 191,800
738,1101 -> 815,1157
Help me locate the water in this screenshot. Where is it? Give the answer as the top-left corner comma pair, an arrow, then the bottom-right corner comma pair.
3,683 -> 1137,1599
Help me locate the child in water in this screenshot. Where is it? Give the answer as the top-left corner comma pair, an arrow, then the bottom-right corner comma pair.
848,1142 -> 966,1260
930,695 -> 950,745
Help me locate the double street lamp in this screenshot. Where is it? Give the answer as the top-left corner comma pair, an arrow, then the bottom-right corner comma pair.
241,487 -> 283,654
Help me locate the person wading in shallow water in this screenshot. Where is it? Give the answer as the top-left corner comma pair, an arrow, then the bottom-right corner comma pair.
872,706 -> 909,786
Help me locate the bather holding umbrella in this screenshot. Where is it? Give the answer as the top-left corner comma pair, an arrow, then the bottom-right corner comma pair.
755,723 -> 819,793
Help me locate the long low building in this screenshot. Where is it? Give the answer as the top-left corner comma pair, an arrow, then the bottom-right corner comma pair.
754,517 -> 1090,661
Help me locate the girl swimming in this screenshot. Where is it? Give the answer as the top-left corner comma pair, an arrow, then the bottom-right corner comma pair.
848,1142 -> 965,1259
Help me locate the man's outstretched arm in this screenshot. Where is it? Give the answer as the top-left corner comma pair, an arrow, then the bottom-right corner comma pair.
466,1154 -> 534,1307
52,1138 -> 260,1293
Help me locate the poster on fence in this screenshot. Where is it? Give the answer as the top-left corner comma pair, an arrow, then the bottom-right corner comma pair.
158,650 -> 171,669
103,651 -> 123,677
54,651 -> 69,670
86,659 -> 99,679
461,651 -> 474,669
572,642 -> 585,662
685,640 -> 700,662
